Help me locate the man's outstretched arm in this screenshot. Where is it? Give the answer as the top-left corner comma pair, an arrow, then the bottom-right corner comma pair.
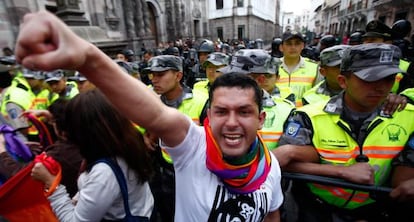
15,11 -> 189,147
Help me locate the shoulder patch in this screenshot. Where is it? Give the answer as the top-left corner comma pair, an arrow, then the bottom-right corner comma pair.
409,137 -> 414,150
286,122 -> 301,137
9,108 -> 18,119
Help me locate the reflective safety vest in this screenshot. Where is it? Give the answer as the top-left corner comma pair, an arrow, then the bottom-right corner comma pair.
192,80 -> 209,97
160,89 -> 208,163
27,88 -> 55,136
1,80 -> 33,119
302,81 -> 332,105
299,103 -> 414,209
50,81 -> 79,103
278,59 -> 318,107
270,85 -> 296,103
260,96 -> 295,150
0,78 -> 54,136
390,59 -> 410,93
400,87 -> 414,102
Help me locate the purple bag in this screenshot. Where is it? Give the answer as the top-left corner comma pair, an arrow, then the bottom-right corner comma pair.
0,124 -> 33,162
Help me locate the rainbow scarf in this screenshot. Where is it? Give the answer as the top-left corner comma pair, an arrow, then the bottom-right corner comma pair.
204,118 -> 272,194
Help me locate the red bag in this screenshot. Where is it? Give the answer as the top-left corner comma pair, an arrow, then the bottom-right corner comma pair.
0,161 -> 59,222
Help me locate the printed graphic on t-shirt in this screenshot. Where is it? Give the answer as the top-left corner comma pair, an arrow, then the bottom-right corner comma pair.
208,185 -> 268,222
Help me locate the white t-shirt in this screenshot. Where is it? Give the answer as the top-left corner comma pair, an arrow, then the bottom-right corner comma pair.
48,157 -> 154,222
164,119 -> 283,222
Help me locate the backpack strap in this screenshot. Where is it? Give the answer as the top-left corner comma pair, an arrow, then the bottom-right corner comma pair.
94,158 -> 133,218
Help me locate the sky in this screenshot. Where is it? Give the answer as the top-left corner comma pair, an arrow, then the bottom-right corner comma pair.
281,0 -> 311,15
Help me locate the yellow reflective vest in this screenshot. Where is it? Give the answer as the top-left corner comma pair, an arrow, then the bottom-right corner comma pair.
400,87 -> 414,102
302,80 -> 342,105
278,57 -> 318,107
298,102 -> 414,209
390,59 -> 410,93
260,94 -> 295,150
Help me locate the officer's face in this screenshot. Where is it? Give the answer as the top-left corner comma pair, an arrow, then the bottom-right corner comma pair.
116,53 -> 126,61
206,64 -> 225,83
280,38 -> 304,59
262,74 -> 278,94
198,52 -> 209,64
25,78 -> 43,90
320,65 -> 342,91
47,79 -> 66,94
149,70 -> 181,97
77,80 -> 95,93
339,73 -> 395,112
207,86 -> 265,158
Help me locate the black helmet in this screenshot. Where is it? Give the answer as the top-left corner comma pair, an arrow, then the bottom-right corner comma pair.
320,35 -> 336,48
122,49 -> 135,57
188,48 -> 197,60
272,38 -> 282,50
171,47 -> 180,55
349,32 -> 363,45
198,40 -> 215,53
392,20 -> 412,39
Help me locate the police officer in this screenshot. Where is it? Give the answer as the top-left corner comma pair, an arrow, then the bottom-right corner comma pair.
219,49 -> 295,150
142,55 -> 208,222
278,31 -> 319,106
138,50 -> 154,85
392,19 -> 412,61
44,70 -> 79,101
275,43 -> 414,221
348,31 -> 364,45
186,40 -> 215,88
363,20 -> 413,94
302,45 -> 350,105
319,35 -> 337,53
0,68 -> 53,140
193,52 -> 230,97
68,71 -> 95,93
270,38 -> 283,58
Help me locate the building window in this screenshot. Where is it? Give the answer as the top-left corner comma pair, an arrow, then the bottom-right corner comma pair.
217,27 -> 223,41
216,0 -> 223,9
237,0 -> 244,7
238,25 -> 245,40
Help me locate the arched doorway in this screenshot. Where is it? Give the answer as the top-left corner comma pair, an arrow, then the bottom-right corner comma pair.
147,2 -> 159,47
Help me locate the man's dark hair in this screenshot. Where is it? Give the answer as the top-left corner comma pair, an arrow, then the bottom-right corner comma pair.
209,73 -> 263,112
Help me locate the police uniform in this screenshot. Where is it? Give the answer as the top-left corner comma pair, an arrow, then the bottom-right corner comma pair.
279,44 -> 414,221
45,70 -> 79,101
192,52 -> 230,98
278,32 -> 319,107
363,20 -> 413,93
302,45 -> 350,105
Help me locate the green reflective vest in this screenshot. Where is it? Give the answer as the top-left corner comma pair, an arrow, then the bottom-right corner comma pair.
390,59 -> 410,93
260,97 -> 294,150
299,102 -> 414,209
302,81 -> 331,105
278,59 -> 318,107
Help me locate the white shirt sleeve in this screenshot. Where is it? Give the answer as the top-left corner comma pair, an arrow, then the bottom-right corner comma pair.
48,163 -> 120,222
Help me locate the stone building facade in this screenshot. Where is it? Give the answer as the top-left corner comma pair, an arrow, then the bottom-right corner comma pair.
207,0 -> 281,45
0,0 -> 210,59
